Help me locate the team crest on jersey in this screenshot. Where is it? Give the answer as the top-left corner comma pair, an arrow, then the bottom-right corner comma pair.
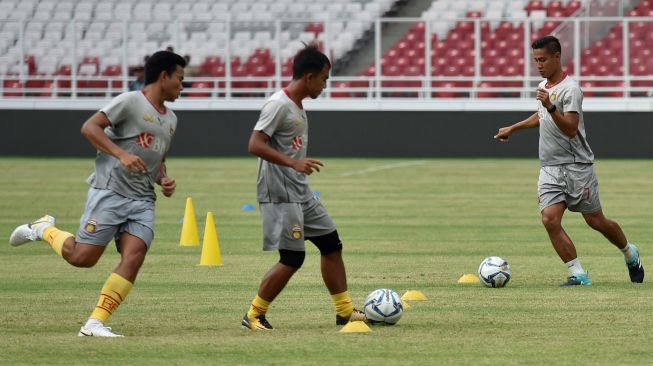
143,113 -> 154,123
169,127 -> 175,137
85,218 -> 98,233
290,224 -> 302,240
136,132 -> 154,148
549,90 -> 558,102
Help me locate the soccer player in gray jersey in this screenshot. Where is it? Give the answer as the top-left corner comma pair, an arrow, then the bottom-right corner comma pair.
494,36 -> 643,286
241,45 -> 367,330
9,51 -> 186,336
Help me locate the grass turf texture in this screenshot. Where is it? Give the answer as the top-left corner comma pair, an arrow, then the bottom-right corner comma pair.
0,157 -> 651,365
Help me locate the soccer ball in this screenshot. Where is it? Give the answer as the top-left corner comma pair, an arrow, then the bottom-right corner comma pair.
478,256 -> 511,288
363,288 -> 403,325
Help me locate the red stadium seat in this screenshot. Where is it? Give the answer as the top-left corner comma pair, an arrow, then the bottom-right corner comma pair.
431,81 -> 457,98
476,81 -> 499,98
3,80 -> 24,97
600,81 -> 624,97
188,81 -> 213,98
580,81 -> 597,97
331,82 -> 351,98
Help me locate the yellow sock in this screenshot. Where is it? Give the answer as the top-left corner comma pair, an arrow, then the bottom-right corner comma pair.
42,227 -> 74,257
90,273 -> 133,323
331,291 -> 354,318
247,295 -> 271,319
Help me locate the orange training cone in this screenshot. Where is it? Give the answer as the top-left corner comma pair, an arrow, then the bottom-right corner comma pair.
179,197 -> 200,246
199,212 -> 222,266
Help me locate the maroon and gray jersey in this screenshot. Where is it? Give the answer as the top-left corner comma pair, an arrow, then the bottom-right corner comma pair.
253,90 -> 312,203
88,91 -> 177,201
537,75 -> 594,166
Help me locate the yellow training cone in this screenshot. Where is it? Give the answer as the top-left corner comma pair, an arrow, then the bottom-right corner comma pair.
457,273 -> 480,284
339,321 -> 371,333
199,212 -> 222,266
401,290 -> 427,301
179,197 -> 200,246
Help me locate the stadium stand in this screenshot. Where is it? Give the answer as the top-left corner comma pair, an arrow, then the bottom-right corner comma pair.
0,0 -> 396,96
0,0 -> 650,98
332,0 -> 648,98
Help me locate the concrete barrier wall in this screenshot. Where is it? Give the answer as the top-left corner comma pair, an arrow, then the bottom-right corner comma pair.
2,109 -> 650,158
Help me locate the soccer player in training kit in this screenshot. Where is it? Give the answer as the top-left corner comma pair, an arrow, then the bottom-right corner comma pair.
9,51 -> 186,336
242,44 -> 366,330
494,36 -> 644,286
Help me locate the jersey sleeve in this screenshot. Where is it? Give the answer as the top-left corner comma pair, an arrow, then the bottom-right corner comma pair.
253,100 -> 284,137
100,92 -> 135,127
562,85 -> 583,114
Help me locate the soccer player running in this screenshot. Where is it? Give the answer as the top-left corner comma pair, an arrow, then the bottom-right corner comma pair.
242,44 -> 366,330
9,51 -> 186,336
494,35 -> 644,286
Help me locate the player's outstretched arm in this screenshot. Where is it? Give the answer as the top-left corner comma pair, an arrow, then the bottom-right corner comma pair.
494,112 -> 540,142
248,130 -> 323,175
81,112 -> 148,174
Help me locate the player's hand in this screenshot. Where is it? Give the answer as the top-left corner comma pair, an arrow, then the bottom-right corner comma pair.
160,177 -> 176,197
292,159 -> 323,175
536,88 -> 552,109
120,153 -> 148,174
494,127 -> 511,142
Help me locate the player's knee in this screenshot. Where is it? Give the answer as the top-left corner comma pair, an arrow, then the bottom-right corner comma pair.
308,231 -> 343,256
279,249 -> 305,269
121,251 -> 146,270
541,214 -> 561,231
584,215 -> 604,231
67,252 -> 100,268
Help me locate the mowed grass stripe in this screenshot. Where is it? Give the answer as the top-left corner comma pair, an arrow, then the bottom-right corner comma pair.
0,157 -> 651,365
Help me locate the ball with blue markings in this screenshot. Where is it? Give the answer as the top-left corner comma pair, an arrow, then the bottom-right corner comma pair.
478,256 -> 511,288
363,288 -> 404,325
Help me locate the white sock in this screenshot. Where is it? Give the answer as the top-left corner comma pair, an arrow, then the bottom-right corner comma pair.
85,318 -> 103,327
620,243 -> 635,262
565,258 -> 585,275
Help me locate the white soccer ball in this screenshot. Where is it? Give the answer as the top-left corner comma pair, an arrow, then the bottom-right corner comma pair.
478,256 -> 511,288
363,288 -> 404,325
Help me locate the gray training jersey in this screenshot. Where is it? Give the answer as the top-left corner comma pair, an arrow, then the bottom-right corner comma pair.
537,75 -> 594,166
87,91 -> 177,202
254,90 -> 312,203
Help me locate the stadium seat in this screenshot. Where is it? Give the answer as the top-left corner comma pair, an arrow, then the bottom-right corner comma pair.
3,79 -> 24,97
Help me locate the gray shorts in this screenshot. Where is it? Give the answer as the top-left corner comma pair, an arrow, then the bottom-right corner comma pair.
259,196 -> 337,251
76,187 -> 155,250
537,163 -> 601,213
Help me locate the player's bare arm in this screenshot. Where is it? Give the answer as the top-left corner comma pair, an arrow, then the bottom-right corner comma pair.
156,159 -> 175,197
248,130 -> 323,175
494,112 -> 539,142
536,88 -> 580,138
81,112 -> 148,173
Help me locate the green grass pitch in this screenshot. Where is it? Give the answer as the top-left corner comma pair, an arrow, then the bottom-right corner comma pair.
0,157 -> 652,365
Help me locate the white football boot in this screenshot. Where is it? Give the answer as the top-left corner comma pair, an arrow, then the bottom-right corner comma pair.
9,215 -> 56,246
78,319 -> 124,337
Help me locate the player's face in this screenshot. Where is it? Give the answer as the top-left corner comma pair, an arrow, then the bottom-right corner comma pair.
163,65 -> 185,102
532,48 -> 560,79
306,65 -> 330,99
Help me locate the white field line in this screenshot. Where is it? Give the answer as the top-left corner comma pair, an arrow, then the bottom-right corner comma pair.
339,160 -> 428,177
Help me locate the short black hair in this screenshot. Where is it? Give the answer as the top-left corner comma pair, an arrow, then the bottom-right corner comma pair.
292,44 -> 331,80
531,35 -> 562,55
144,50 -> 187,85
